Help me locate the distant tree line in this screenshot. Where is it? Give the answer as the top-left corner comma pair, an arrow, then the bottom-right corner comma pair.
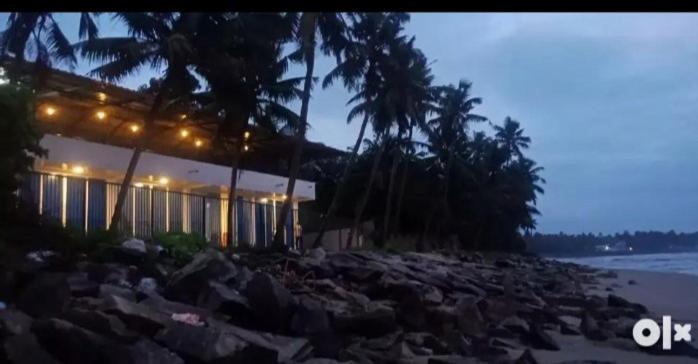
526,231 -> 698,256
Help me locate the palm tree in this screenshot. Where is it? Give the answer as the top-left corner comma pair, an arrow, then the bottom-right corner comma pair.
494,116 -> 531,162
419,81 -> 485,248
76,13 -> 201,233
191,13 -> 300,249
272,12 -> 351,250
0,12 -> 98,83
312,12 -> 410,248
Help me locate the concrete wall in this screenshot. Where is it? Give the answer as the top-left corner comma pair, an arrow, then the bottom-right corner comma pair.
38,134 -> 315,200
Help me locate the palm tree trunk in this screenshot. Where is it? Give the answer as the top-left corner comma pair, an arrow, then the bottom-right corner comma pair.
415,143 -> 456,251
108,88 -> 165,234
225,139 -> 244,250
346,131 -> 387,249
273,19 -> 317,251
390,126 -> 413,238
312,111 -> 370,248
380,129 -> 403,247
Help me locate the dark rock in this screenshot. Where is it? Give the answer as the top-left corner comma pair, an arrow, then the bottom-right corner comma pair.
31,318 -> 124,363
140,294 -> 212,321
607,294 -> 647,314
165,250 -> 237,304
101,294 -> 171,337
67,272 -> 100,297
123,339 -> 184,364
154,323 -> 276,363
579,312 -> 609,341
443,330 -> 472,355
291,296 -> 330,335
560,323 -> 581,336
0,309 -> 33,337
515,349 -> 539,364
501,315 -> 530,335
17,273 -> 70,318
494,259 -> 515,268
3,333 -> 61,364
333,305 -> 397,338
526,324 -> 560,351
196,280 -> 252,325
244,273 -> 296,332
99,284 -> 137,302
307,247 -> 327,261
62,308 -> 138,343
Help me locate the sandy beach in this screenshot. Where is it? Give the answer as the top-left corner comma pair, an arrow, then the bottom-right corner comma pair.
529,268 -> 698,363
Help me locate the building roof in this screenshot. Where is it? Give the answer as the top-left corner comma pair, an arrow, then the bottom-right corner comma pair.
5,60 -> 345,178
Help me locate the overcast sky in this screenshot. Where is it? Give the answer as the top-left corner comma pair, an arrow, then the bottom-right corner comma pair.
3,13 -> 698,235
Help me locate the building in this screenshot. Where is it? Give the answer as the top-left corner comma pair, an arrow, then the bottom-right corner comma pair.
11,64 -> 342,249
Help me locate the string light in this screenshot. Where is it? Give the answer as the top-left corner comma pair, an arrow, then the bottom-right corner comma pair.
44,106 -> 57,116
244,144 -> 249,151
244,131 -> 251,139
130,124 -> 140,133
95,110 -> 107,120
179,129 -> 189,138
134,182 -> 144,188
71,165 -> 85,174
158,177 -> 169,185
97,92 -> 107,102
260,198 -> 269,203
194,139 -> 203,148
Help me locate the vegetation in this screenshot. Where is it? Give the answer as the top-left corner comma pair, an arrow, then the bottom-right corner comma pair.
527,231 -> 698,257
1,12 -> 547,253
153,232 -> 208,266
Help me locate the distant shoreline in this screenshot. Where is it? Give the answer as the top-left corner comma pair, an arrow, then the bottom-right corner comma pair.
537,248 -> 698,259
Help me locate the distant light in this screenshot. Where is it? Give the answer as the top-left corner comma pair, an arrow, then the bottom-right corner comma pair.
244,131 -> 251,139
158,177 -> 169,185
44,106 -> 57,116
604,245 -> 610,251
179,129 -> 189,138
95,110 -> 107,120
71,165 -> 85,174
97,92 -> 107,102
180,114 -> 187,120
194,139 -> 203,148
129,124 -> 140,133
629,246 -> 633,252
282,194 -> 287,200
260,198 -> 269,203
61,163 -> 68,171
148,175 -> 154,182
244,144 -> 249,151
134,182 -> 144,188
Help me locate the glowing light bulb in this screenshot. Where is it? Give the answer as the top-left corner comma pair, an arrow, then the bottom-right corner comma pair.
97,92 -> 107,102
244,144 -> 249,151
71,165 -> 85,174
179,129 -> 189,138
95,110 -> 107,120
194,139 -> 203,148
134,182 -> 144,188
158,177 -> 169,185
44,106 -> 57,116
130,124 -> 140,133
244,131 -> 251,139
260,198 -> 269,203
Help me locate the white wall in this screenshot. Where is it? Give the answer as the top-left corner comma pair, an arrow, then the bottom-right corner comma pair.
38,134 -> 316,200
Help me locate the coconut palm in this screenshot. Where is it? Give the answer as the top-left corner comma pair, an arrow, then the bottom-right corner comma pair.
76,12 -> 202,233
312,12 -> 410,248
0,12 -> 98,83
272,12 -> 352,250
494,116 -> 531,162
191,13 -> 301,248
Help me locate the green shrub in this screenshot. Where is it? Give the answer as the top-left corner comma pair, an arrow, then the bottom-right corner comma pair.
153,232 -> 208,266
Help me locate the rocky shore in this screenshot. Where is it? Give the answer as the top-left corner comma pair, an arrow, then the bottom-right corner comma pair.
0,241 -> 696,363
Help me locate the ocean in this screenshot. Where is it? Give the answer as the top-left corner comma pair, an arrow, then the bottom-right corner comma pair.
556,252 -> 698,276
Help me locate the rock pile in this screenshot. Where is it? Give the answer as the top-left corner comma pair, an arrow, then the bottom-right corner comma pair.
0,244 -> 694,363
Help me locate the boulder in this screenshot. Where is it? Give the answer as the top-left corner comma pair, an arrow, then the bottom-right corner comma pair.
101,294 -> 171,337
608,294 -> 647,314
308,247 -> 327,261
122,339 -> 184,364
2,333 -> 61,364
155,323 -> 278,363
291,296 -> 330,335
244,273 -> 297,332
122,238 -> 147,254
99,284 -> 137,302
31,318 -> 124,363
165,250 -> 237,304
579,312 -> 610,341
333,305 -> 397,338
515,349 -> 539,364
61,308 -> 138,342
67,272 -> 100,297
17,273 -> 70,318
196,281 -> 252,326
0,309 -> 33,337
525,324 -> 560,351
136,277 -> 158,293
501,315 -> 530,335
